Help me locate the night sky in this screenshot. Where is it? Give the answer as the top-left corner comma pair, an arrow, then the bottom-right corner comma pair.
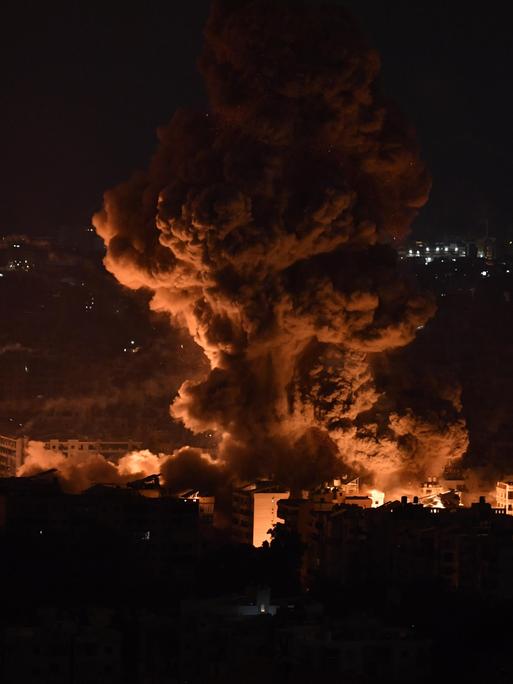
1,1 -> 512,239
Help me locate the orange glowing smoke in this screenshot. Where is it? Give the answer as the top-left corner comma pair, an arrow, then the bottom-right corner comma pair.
18,442 -> 226,494
91,0 -> 468,490
368,489 -> 385,508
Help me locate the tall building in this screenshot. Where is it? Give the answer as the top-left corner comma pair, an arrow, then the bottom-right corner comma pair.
44,438 -> 142,461
496,479 -> 513,514
0,435 -> 29,476
232,482 -> 289,547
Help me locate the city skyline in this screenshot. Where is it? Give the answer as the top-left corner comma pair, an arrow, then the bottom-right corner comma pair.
1,3 -> 513,681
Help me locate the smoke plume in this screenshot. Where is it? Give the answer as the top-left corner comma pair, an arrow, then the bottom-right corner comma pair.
19,442 -> 226,494
19,441 -> 121,493
93,0 -> 465,488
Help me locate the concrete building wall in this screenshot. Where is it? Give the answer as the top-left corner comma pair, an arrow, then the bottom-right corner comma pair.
0,435 -> 28,475
44,439 -> 142,461
232,484 -> 290,547
496,480 -> 513,514
252,491 -> 289,547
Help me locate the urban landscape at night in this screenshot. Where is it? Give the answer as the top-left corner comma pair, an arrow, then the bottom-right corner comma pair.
1,1 -> 513,682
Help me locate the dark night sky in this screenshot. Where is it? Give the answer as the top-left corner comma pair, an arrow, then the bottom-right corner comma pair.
1,1 -> 512,240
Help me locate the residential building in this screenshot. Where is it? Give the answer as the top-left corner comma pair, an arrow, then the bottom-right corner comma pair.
43,438 -> 142,461
0,434 -> 28,475
232,481 -> 289,546
496,478 -> 513,514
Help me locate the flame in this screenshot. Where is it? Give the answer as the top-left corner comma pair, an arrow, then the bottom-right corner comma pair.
422,492 -> 445,509
431,495 -> 445,509
368,489 -> 385,508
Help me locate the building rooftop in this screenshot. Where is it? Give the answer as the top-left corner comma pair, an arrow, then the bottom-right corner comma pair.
236,481 -> 288,494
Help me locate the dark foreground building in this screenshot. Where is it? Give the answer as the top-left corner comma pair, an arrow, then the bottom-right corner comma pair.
279,495 -> 513,597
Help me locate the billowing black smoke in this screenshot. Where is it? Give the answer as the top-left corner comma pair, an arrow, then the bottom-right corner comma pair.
94,0 -> 466,490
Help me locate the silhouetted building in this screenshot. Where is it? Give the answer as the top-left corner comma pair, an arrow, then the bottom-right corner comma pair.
0,472 -> 200,585
281,493 -> 513,595
179,489 -> 215,529
275,616 -> 431,682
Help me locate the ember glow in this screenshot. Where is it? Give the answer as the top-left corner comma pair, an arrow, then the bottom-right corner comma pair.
368,489 -> 385,508
91,0 -> 467,490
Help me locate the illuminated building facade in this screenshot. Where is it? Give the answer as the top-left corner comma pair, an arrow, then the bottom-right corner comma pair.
496,479 -> 513,514
232,481 -> 289,546
0,436 -> 143,474
420,476 -> 467,507
399,236 -> 498,263
399,239 -> 468,262
0,435 -> 28,476
44,438 -> 142,461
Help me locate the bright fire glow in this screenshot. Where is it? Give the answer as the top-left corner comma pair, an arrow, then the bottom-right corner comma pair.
368,489 -> 385,508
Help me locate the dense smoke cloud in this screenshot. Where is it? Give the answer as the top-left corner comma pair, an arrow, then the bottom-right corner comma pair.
19,442 -> 121,493
93,0 -> 465,488
160,446 -> 227,493
19,442 -> 226,494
